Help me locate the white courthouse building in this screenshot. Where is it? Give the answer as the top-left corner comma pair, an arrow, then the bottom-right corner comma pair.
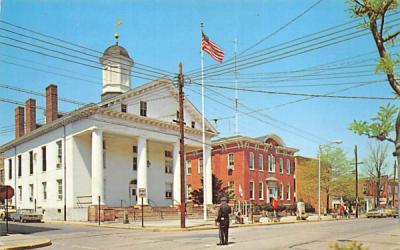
1,42 -> 217,220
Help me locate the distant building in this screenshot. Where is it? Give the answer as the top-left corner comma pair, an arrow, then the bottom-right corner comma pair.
361,175 -> 398,209
0,41 -> 217,220
187,135 -> 298,207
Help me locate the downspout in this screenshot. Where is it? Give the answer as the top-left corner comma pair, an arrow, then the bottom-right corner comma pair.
63,125 -> 67,221
14,146 -> 17,209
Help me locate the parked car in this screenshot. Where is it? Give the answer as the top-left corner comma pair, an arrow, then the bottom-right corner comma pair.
10,209 -> 43,222
366,208 -> 386,218
0,206 -> 16,220
393,209 -> 399,218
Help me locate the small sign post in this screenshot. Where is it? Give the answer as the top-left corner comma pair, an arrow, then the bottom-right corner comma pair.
138,188 -> 146,228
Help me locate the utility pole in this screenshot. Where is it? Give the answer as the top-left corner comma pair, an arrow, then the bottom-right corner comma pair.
355,145 -> 359,218
178,63 -> 186,228
393,160 -> 396,208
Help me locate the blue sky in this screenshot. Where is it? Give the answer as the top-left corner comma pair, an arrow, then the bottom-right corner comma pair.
0,0 -> 398,173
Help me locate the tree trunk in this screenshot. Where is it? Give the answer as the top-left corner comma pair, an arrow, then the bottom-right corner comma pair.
326,192 -> 330,213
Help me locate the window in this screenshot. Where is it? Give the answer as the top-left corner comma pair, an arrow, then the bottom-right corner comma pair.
132,146 -> 137,153
187,184 -> 192,200
227,153 -> 234,169
133,157 -> 137,171
165,183 -> 172,199
249,181 -> 254,200
17,155 -> 22,177
0,169 -> 3,184
258,154 -> 263,171
29,184 -> 34,202
228,181 -> 235,196
280,183 -> 284,200
29,151 -> 34,175
191,121 -> 195,128
42,146 -> 47,172
268,155 -> 275,172
8,159 -> 12,180
363,184 -> 368,194
287,185 -> 290,200
279,158 -> 284,174
249,152 -> 254,170
186,160 -> 192,175
176,110 -> 180,120
57,179 -> 63,200
42,182 -> 47,200
165,159 -> 173,174
198,158 -> 203,173
140,101 -> 147,117
56,140 -> 62,169
18,186 -> 22,201
259,182 -> 264,200
164,150 -> 172,158
286,159 -> 291,175
121,103 -> 127,113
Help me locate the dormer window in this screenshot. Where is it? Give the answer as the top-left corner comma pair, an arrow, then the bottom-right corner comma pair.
140,101 -> 147,117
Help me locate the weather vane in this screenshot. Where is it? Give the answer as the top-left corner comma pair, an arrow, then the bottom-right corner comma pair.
114,20 -> 122,45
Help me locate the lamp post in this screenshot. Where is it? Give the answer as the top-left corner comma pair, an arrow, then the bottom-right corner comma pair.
318,140 -> 342,221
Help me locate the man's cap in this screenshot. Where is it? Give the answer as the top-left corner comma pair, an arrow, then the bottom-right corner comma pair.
221,197 -> 227,201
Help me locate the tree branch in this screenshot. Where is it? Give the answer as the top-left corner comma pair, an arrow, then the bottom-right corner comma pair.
384,30 -> 400,42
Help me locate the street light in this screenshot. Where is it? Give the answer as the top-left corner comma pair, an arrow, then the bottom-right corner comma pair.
318,140 -> 342,221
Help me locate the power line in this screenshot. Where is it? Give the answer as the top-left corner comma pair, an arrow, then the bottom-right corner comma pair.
188,16 -> 400,79
0,20 -> 174,76
192,82 -> 397,100
0,83 -> 87,106
238,0 -> 324,56
0,34 -> 165,80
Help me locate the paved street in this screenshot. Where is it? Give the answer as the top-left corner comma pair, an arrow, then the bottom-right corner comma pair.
1,218 -> 399,249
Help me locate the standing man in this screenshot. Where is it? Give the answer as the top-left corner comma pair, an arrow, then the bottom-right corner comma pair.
215,197 -> 231,246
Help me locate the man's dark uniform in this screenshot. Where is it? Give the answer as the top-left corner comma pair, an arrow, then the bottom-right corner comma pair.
215,198 -> 231,245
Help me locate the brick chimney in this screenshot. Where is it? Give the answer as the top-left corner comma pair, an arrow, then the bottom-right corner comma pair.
46,84 -> 58,124
25,98 -> 37,133
15,106 -> 25,138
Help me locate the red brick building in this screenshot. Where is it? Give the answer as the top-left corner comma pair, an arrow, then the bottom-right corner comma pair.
361,176 -> 399,208
186,134 -> 298,205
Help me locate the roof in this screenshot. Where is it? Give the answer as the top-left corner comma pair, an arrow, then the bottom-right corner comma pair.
0,77 -> 218,153
102,44 -> 130,58
212,134 -> 298,153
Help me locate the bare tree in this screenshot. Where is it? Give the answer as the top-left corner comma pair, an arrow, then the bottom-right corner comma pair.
365,142 -> 389,205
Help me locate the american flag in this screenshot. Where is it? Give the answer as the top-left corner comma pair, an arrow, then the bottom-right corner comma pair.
201,32 -> 224,63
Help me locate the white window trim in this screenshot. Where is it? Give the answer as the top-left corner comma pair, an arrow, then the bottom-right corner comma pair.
250,181 -> 255,200
287,185 -> 291,200
280,183 -> 284,200
249,152 -> 254,170
258,154 -> 263,171
259,182 -> 264,200
286,159 -> 291,175
186,160 -> 192,175
227,153 -> 235,170
198,158 -> 203,174
279,158 -> 284,174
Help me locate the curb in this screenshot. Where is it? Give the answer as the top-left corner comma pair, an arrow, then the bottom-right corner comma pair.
44,217 -> 360,233
0,239 -> 52,250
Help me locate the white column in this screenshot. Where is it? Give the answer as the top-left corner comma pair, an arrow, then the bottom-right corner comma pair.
137,136 -> 148,205
91,129 -> 104,205
173,141 -> 181,205
205,145 -> 213,205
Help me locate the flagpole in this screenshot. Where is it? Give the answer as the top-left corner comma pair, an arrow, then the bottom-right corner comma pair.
200,22 -> 207,221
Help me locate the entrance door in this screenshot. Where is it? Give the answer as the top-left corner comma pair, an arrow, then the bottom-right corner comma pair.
268,187 -> 276,203
129,179 -> 137,206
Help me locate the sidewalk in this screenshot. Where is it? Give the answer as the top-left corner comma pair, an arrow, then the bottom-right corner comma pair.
0,234 -> 51,250
46,214 -> 353,232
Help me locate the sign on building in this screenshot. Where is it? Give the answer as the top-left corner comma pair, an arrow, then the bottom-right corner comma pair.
138,188 -> 146,198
